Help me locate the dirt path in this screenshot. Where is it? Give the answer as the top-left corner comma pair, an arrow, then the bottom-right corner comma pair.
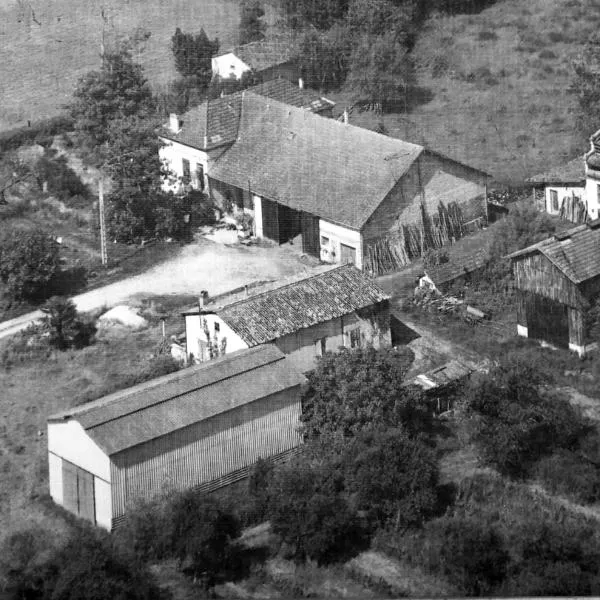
0,239 -> 314,339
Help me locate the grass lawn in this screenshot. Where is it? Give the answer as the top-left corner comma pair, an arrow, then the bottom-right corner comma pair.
330,0 -> 597,184
0,0 -> 279,130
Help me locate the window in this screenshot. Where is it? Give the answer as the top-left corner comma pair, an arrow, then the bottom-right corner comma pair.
549,189 -> 559,212
182,158 -> 191,184
195,163 -> 205,191
320,235 -> 330,246
214,322 -> 220,333
315,337 -> 327,356
349,328 -> 361,349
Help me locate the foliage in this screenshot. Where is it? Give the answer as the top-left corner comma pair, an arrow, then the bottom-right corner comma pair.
301,346 -> 429,438
0,116 -> 74,157
246,457 -> 275,524
171,28 -> 219,88
0,229 -> 60,301
459,360 -> 591,477
342,429 -> 439,529
0,525 -> 164,600
32,153 -> 89,200
298,28 -> 350,91
268,457 -> 367,564
69,51 -> 156,147
573,32 -> 600,133
239,0 -> 266,45
346,33 -> 414,112
346,0 -> 415,44
41,296 -> 96,350
282,0 -> 350,30
170,491 -> 241,588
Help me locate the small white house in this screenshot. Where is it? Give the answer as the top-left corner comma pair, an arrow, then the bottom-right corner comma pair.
48,345 -> 305,530
180,264 -> 392,373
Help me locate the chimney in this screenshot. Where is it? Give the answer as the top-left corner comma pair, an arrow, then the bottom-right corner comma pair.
343,109 -> 349,125
244,284 -> 249,298
169,113 -> 180,133
298,77 -> 304,90
198,290 -> 209,310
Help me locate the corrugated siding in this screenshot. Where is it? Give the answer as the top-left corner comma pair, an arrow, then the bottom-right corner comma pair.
110,389 -> 302,519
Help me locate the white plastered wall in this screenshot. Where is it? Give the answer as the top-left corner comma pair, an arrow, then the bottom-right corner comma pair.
212,53 -> 251,80
185,313 -> 249,361
545,185 -> 586,216
319,220 -> 363,269
159,138 -> 210,193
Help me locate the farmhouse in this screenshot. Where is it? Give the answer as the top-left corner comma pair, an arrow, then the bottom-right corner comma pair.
508,220 -> 600,356
47,345 -> 305,530
528,156 -> 587,221
181,264 -> 392,372
159,79 -> 334,194
212,34 -> 298,82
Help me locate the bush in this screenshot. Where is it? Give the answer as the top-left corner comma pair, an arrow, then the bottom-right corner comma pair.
33,154 -> 89,201
0,115 -> 73,156
534,449 -> 600,504
41,296 -> 96,350
459,361 -> 590,477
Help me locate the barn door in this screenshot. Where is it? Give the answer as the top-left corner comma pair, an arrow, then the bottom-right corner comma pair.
261,198 -> 279,242
527,295 -> 569,349
61,459 -> 96,523
301,212 -> 320,257
278,205 -> 301,243
340,243 -> 357,265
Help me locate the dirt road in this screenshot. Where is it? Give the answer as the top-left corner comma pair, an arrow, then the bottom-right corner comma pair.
0,239 -> 314,340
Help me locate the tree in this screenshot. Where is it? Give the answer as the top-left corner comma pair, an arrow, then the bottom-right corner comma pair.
298,28 -> 350,91
0,229 -> 60,301
343,429 -> 439,529
282,0 -> 350,30
41,296 -> 96,350
268,457 -> 367,564
170,491 -> 240,589
301,346 -> 429,438
346,33 -> 414,112
573,34 -> 600,133
69,51 -> 156,147
346,0 -> 413,42
459,361 -> 591,477
239,0 -> 266,45
171,28 -> 219,87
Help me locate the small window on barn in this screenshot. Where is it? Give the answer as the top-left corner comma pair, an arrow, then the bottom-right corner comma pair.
550,189 -> 559,212
320,236 -> 329,246
182,159 -> 191,184
214,322 -> 220,334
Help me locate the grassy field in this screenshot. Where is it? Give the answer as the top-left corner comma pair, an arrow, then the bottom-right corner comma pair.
0,0 -> 277,130
332,0 -> 599,184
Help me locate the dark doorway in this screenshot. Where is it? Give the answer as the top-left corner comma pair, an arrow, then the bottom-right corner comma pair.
261,198 -> 279,242
278,205 -> 301,244
527,294 -> 569,349
301,212 -> 320,257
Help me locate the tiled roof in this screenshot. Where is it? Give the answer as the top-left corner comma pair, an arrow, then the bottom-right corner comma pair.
160,80 -> 333,151
210,92 -> 424,230
215,264 -> 390,346
425,248 -> 489,286
48,345 -> 305,455
527,156 -> 585,184
507,222 -> 600,284
227,35 -> 297,72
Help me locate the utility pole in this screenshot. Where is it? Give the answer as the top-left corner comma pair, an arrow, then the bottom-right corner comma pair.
98,179 -> 108,267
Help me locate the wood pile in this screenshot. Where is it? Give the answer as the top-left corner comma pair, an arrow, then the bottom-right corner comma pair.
559,193 -> 588,224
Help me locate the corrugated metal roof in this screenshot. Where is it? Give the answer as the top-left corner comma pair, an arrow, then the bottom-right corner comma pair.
48,345 -> 306,455
216,264 -> 390,346
210,92 -> 424,230
508,223 -> 600,284
527,156 -> 585,184
160,80 -> 333,151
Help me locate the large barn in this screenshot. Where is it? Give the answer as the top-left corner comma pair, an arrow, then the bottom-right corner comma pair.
47,345 -> 305,530
508,220 -> 600,356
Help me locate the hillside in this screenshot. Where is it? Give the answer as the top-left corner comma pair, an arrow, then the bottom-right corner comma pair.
332,0 -> 598,184
0,0 -> 276,131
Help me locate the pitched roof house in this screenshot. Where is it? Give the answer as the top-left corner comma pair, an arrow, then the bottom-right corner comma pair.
508,220 -> 600,355
161,92 -> 488,275
48,345 -> 305,529
181,264 -> 392,372
212,34 -> 298,82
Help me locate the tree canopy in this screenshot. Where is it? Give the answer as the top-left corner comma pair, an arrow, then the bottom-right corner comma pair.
239,0 -> 266,45
301,346 -> 429,438
171,28 -> 219,86
69,51 -> 156,147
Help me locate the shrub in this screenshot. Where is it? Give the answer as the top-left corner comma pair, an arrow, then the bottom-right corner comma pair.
33,154 -> 89,201
534,449 -> 600,504
459,361 -> 590,477
245,457 -> 275,524
41,296 -> 96,350
0,115 -> 73,156
0,228 -> 60,301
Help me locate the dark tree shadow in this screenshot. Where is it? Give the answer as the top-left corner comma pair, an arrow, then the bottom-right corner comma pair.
47,266 -> 88,297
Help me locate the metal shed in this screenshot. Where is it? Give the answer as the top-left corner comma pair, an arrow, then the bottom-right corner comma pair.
47,345 -> 306,530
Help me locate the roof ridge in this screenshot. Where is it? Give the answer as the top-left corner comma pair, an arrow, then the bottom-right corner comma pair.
53,346 -> 282,424
218,265 -> 379,312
